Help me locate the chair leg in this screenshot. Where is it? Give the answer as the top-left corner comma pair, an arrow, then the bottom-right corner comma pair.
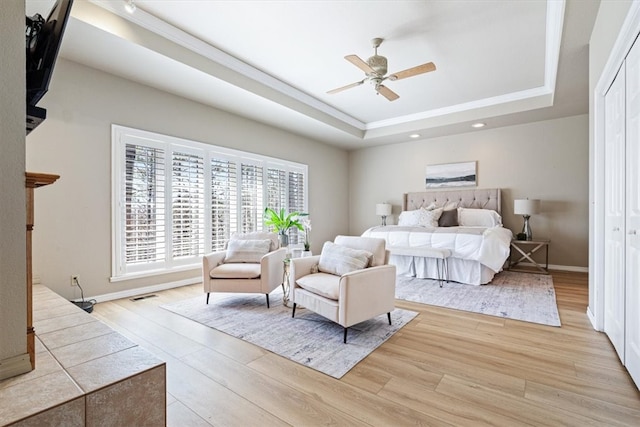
292,303 -> 296,318
206,293 -> 210,304
343,327 -> 348,344
387,312 -> 392,325
266,294 -> 270,308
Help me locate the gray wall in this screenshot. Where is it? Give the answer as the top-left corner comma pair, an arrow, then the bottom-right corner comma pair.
348,114 -> 589,269
0,2 -> 28,364
26,58 -> 349,300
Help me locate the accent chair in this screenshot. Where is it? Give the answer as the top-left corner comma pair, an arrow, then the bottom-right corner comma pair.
289,235 -> 396,343
203,232 -> 286,307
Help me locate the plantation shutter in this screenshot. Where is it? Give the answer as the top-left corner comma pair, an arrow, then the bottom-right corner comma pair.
240,163 -> 264,233
113,125 -> 307,279
124,143 -> 166,266
267,168 -> 287,211
211,157 -> 237,251
171,151 -> 205,259
288,170 -> 306,244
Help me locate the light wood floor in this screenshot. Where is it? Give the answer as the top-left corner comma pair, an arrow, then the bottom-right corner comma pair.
92,271 -> 640,426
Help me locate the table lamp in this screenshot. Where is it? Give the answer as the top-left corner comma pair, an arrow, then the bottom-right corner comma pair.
514,199 -> 540,241
376,203 -> 392,226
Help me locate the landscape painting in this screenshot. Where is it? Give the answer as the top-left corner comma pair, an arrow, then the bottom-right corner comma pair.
425,161 -> 477,188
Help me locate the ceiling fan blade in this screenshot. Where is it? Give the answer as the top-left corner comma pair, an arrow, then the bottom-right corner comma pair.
345,55 -> 375,74
327,80 -> 365,94
388,62 -> 436,81
376,85 -> 399,101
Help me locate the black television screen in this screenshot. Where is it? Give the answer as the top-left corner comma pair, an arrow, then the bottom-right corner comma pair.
26,0 -> 73,107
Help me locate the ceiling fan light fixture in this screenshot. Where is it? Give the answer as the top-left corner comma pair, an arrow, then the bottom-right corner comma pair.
328,38 -> 436,101
471,122 -> 486,128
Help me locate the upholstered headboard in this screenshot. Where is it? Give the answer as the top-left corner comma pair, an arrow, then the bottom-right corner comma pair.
403,188 -> 502,214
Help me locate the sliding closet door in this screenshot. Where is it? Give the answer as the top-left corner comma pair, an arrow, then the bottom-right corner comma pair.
625,36 -> 640,386
604,65 -> 626,362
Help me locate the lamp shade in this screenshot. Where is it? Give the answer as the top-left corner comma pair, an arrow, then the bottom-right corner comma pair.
514,199 -> 540,215
375,203 -> 392,216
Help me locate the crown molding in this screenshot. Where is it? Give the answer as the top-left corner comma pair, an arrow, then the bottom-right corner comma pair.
87,0 -> 366,131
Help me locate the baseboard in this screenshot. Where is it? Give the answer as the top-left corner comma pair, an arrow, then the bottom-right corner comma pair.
586,307 -> 599,331
548,264 -> 589,273
78,276 -> 201,304
0,353 -> 32,381
511,262 -> 588,273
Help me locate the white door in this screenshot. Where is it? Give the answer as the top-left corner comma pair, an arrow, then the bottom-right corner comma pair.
604,65 -> 626,362
625,37 -> 640,388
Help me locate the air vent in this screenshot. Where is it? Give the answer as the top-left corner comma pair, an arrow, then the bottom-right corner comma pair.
130,294 -> 158,302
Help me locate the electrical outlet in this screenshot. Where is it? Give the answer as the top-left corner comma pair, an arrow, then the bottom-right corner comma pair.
70,275 -> 79,287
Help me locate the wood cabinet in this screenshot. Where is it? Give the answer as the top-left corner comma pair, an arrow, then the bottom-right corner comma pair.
25,172 -> 59,369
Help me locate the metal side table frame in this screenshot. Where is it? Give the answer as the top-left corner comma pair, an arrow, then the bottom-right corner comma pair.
509,239 -> 550,274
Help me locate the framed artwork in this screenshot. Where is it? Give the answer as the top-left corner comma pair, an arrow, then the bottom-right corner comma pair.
425,161 -> 477,188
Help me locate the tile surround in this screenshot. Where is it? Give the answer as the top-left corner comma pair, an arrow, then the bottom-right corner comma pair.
48,332 -> 136,369
10,397 -> 85,427
85,365 -> 166,427
38,320 -> 114,350
0,371 -> 83,426
68,346 -> 164,393
34,311 -> 97,335
0,286 -> 166,426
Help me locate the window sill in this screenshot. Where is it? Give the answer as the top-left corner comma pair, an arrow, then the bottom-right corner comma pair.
110,263 -> 200,283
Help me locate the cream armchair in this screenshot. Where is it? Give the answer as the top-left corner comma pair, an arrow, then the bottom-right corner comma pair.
203,232 -> 286,307
290,235 -> 396,343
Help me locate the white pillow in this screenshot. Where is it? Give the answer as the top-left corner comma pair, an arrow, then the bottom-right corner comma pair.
230,231 -> 278,251
457,208 -> 502,227
225,239 -> 272,263
318,241 -> 372,276
419,207 -> 443,227
398,209 -> 422,226
398,207 -> 443,227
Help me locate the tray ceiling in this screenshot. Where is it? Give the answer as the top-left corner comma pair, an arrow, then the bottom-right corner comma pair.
26,0 -> 600,149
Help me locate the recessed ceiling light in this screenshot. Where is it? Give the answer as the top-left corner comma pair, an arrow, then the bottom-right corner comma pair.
124,0 -> 136,13
409,134 -> 421,139
471,122 -> 486,128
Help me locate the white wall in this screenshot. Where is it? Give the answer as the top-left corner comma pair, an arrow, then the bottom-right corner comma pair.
0,2 -> 28,365
26,58 -> 349,300
349,114 -> 589,269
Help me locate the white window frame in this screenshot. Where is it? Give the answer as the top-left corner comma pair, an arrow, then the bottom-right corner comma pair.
111,125 -> 308,281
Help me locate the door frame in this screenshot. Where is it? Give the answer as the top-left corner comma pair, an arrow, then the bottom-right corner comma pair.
590,3 -> 640,331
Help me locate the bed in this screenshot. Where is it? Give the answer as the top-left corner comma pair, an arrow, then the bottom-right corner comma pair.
362,188 -> 513,285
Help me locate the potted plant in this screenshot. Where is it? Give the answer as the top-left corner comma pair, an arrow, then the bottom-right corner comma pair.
263,208 -> 307,247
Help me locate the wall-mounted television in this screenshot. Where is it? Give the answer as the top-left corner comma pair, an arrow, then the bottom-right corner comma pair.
26,0 -> 73,134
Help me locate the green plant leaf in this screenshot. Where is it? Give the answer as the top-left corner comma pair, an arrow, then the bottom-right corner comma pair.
263,207 -> 308,233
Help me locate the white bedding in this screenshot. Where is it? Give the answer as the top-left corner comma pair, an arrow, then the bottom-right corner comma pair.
362,225 -> 513,273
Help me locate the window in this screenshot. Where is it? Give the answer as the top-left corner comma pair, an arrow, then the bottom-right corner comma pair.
112,125 -> 308,279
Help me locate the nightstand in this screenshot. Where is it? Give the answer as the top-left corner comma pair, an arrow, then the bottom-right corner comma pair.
509,239 -> 550,274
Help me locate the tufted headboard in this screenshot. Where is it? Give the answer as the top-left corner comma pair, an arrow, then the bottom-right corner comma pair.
403,188 -> 502,214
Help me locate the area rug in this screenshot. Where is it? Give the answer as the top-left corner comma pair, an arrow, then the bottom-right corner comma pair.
396,271 -> 561,326
160,290 -> 418,379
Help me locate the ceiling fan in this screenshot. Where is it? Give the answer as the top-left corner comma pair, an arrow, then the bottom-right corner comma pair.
327,38 -> 436,101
